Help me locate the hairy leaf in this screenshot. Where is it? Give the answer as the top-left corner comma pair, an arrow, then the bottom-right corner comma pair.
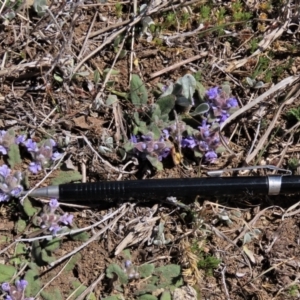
44,237 -> 61,251
138,264 -> 155,278
138,295 -> 158,300
146,155 -> 163,171
156,94 -> 176,115
24,269 -> 42,297
41,249 -> 56,264
23,197 -> 38,217
130,74 -> 148,106
190,103 -> 210,116
106,263 -> 128,285
7,144 -> 21,168
51,170 -> 82,185
64,253 -> 82,272
41,289 -> 63,300
0,264 -> 17,282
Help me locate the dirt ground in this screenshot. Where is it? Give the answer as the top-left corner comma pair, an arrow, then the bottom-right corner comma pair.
1,0 -> 300,299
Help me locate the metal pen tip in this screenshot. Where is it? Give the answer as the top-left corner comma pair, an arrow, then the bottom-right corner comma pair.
20,186 -> 59,199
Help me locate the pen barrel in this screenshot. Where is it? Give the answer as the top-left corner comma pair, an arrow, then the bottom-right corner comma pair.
58,176 -> 275,201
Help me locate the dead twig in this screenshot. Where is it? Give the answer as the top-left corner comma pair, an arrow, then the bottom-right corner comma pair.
149,52 -> 208,79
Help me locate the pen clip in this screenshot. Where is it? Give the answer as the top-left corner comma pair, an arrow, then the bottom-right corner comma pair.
207,165 -> 292,177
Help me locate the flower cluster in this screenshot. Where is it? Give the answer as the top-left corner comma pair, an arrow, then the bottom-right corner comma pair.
1,280 -> 34,300
181,120 -> 221,162
0,165 -> 23,202
180,86 -> 238,162
0,130 -> 25,155
206,87 -> 238,124
123,260 -> 139,280
23,138 -> 61,174
131,133 -> 171,161
34,199 -> 73,235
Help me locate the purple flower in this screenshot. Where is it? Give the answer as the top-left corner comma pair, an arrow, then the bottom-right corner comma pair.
0,165 -> 10,178
49,199 -> 59,210
205,150 -> 218,161
28,162 -> 42,174
60,213 -> 73,225
15,279 -> 27,291
49,224 -> 61,235
10,187 -> 23,197
35,200 -> 74,235
219,111 -> 229,123
0,145 -> 7,155
206,87 -> 220,99
15,135 -> 26,145
131,133 -> 171,162
0,165 -> 23,202
24,139 -> 38,152
227,97 -> 238,108
1,282 -> 10,292
181,137 -> 197,149
52,151 -> 62,161
1,280 -> 34,300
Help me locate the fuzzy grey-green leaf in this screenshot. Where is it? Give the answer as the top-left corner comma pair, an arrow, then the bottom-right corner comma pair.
23,197 -> 38,217
8,143 -> 21,168
0,264 -> 17,282
156,94 -> 176,115
51,170 -> 82,185
138,263 -> 155,278
106,263 -> 128,285
130,74 -> 148,106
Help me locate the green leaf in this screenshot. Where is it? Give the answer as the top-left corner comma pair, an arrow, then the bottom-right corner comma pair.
53,73 -> 63,82
7,144 -> 21,168
23,197 -> 38,217
10,242 -> 27,265
94,69 -> 100,84
106,94 -> 118,106
24,269 -> 42,297
195,81 -> 206,101
176,74 -> 196,104
156,94 -> 176,115
0,264 -> 17,282
41,288 -> 63,300
146,155 -> 163,171
160,291 -> 171,300
15,219 -> 26,233
50,170 -> 82,185
103,68 -> 120,78
190,103 -> 210,116
70,280 -> 87,299
41,249 -> 55,264
154,264 -> 181,278
64,253 -> 82,272
130,74 -> 148,106
134,284 -> 158,296
175,96 -> 190,107
86,292 -> 97,300
138,264 -> 155,278
70,230 -> 90,242
33,0 -> 48,16
138,295 -> 158,300
44,237 -> 61,251
106,263 -> 128,285
102,296 -> 124,300
31,240 -> 42,264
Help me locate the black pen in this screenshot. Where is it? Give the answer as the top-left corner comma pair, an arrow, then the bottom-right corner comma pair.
22,174 -> 300,202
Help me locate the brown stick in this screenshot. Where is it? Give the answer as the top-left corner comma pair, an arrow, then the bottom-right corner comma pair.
149,52 -> 208,79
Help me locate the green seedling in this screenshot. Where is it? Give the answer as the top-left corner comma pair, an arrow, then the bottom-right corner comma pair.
115,2 -> 123,18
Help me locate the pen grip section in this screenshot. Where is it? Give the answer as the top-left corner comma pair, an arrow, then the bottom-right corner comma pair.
59,177 -> 271,201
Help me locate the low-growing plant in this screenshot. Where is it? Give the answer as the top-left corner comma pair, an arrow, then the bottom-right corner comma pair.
105,255 -> 183,300
124,74 -> 239,169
